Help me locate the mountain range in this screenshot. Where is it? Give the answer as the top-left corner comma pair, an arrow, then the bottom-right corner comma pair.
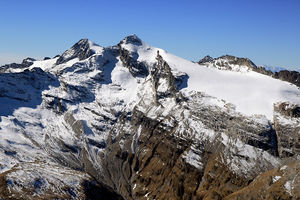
0,35 -> 299,200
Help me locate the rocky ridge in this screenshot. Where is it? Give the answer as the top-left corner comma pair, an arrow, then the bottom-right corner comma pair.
199,55 -> 300,87
0,57 -> 36,73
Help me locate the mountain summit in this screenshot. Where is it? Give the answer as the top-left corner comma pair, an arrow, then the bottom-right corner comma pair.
56,38 -> 104,65
0,35 -> 299,199
120,34 -> 143,46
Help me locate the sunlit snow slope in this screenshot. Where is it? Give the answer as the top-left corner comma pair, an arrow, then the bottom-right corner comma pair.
119,38 -> 300,120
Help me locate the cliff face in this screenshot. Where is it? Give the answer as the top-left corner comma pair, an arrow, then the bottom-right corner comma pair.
274,103 -> 300,158
0,36 -> 299,199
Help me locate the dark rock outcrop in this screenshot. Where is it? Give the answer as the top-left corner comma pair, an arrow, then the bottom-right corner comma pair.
274,102 -> 300,158
274,70 -> 300,87
151,51 -> 178,100
251,67 -> 300,87
118,46 -> 149,78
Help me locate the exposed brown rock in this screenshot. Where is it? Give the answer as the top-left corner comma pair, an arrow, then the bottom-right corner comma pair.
196,154 -> 252,200
224,161 -> 300,200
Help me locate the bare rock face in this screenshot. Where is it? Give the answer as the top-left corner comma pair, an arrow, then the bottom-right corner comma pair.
274,102 -> 300,158
195,154 -> 252,199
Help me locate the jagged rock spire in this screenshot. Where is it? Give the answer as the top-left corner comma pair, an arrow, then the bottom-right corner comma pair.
150,51 -> 178,103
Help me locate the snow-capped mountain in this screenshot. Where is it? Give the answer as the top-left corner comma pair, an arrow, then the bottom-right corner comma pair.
0,35 -> 299,199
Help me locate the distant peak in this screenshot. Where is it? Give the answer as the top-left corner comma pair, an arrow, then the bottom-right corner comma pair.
217,55 -> 256,67
219,54 -> 248,61
199,54 -> 256,68
120,34 -> 143,46
198,55 -> 213,64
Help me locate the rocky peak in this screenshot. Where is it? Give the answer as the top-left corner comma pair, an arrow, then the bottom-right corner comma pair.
119,34 -> 143,46
198,55 -> 213,64
56,38 -> 102,65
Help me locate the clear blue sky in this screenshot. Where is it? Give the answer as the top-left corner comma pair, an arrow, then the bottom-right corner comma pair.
0,0 -> 300,70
